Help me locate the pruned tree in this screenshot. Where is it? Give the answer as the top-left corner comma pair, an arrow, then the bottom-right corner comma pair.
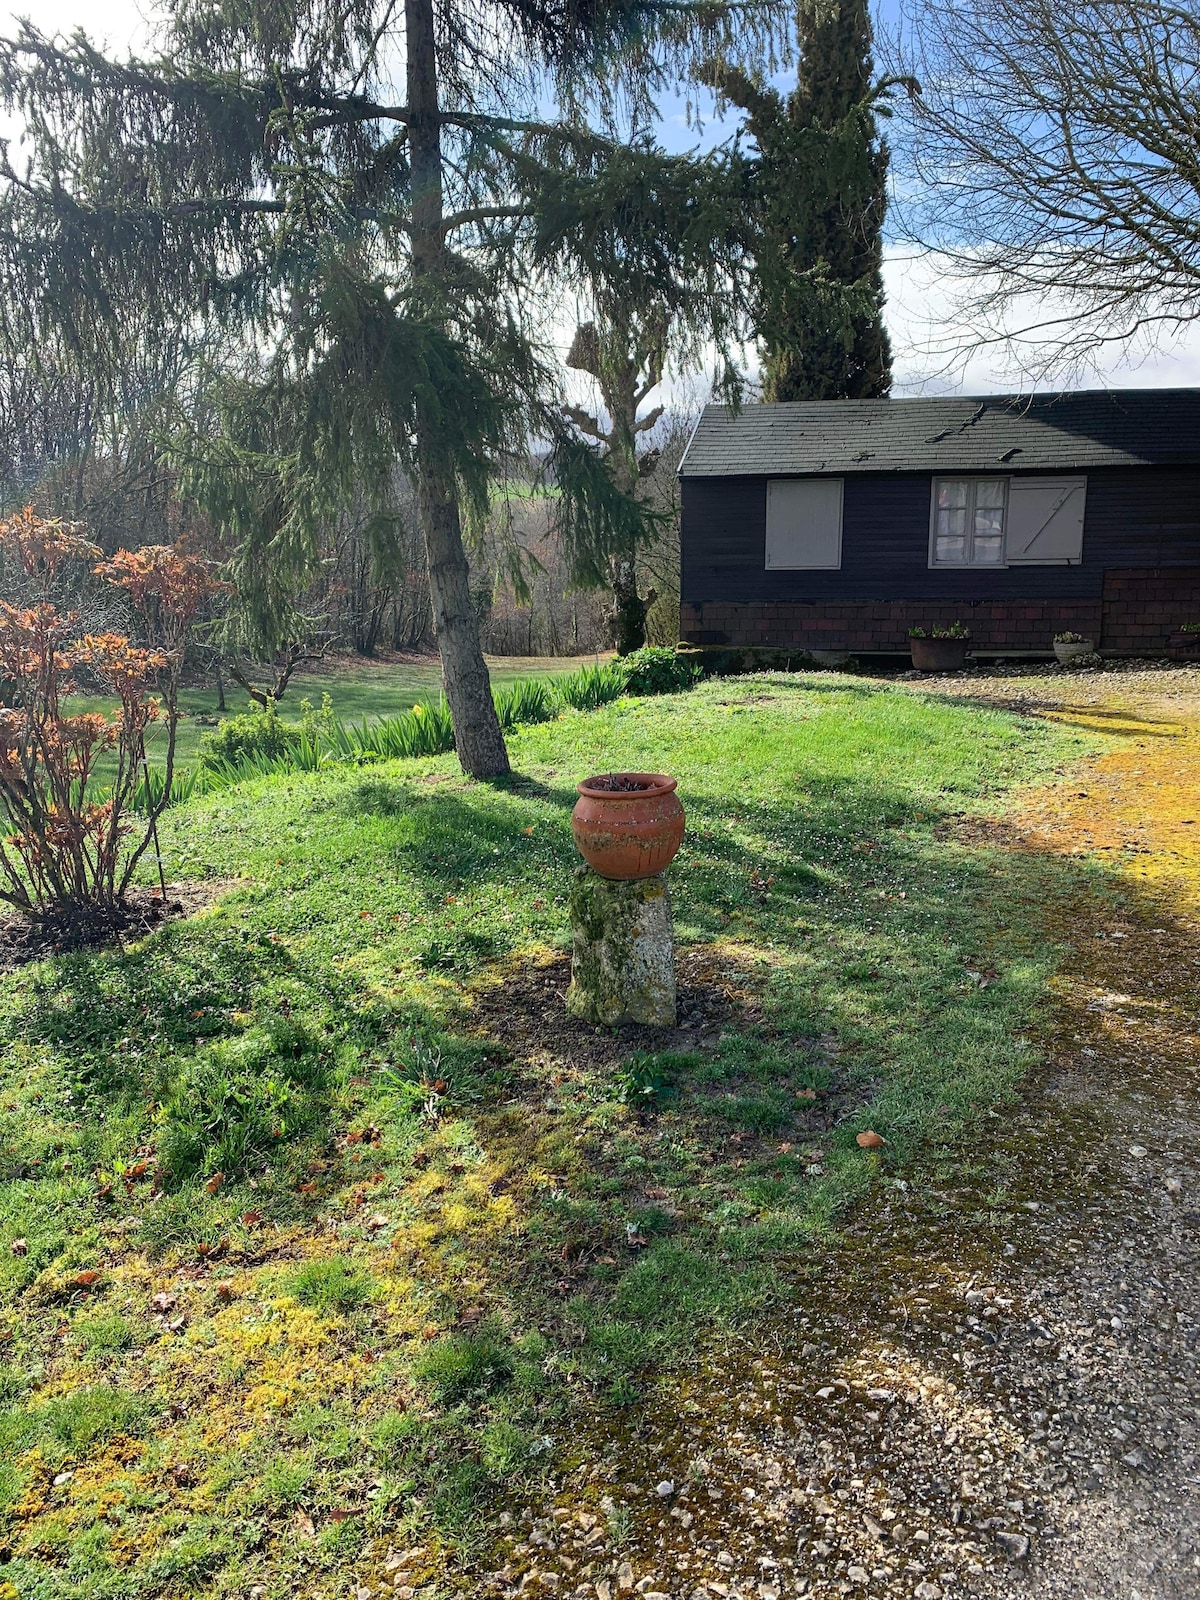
0,0 -> 778,778
563,314 -> 667,653
703,0 -> 896,401
541,137 -> 750,652
889,0 -> 1200,371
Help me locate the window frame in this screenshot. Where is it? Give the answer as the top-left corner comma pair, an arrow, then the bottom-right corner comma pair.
928,476 -> 1011,570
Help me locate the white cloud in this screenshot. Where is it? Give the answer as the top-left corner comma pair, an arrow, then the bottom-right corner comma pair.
884,247 -> 1200,395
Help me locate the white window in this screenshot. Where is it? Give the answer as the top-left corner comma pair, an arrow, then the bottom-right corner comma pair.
765,478 -> 843,569
1006,477 -> 1086,564
930,478 -> 1008,567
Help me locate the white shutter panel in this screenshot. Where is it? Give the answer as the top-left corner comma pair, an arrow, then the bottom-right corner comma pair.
765,478 -> 843,569
1006,477 -> 1086,564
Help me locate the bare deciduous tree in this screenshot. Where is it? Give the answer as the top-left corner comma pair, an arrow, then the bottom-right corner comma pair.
890,0 -> 1200,370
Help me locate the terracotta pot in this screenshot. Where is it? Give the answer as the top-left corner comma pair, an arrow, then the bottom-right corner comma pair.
909,636 -> 969,672
571,772 -> 685,881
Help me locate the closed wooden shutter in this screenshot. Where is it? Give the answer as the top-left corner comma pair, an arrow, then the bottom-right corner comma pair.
1006,477 -> 1087,564
765,478 -> 843,569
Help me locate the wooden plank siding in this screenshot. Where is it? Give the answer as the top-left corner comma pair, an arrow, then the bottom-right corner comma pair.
680,466 -> 1200,608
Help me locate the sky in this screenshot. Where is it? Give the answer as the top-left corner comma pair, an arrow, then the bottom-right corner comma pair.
4,0 -> 1199,399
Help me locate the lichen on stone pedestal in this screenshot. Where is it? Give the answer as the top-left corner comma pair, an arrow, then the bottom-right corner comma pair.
566,865 -> 676,1027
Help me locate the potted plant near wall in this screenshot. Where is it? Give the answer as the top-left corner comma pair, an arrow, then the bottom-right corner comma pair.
1053,630 -> 1096,664
908,622 -> 970,673
1167,622 -> 1200,658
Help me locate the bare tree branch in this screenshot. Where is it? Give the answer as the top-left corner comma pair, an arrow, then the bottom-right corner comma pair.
888,0 -> 1200,372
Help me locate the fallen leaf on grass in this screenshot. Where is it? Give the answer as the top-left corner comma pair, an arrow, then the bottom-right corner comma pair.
204,1171 -> 224,1193
329,1508 -> 360,1522
241,1210 -> 263,1226
215,1282 -> 235,1302
71,1271 -> 102,1289
10,1239 -> 26,1257
796,1087 -> 819,1100
856,1130 -> 885,1149
644,1186 -> 670,1200
293,1510 -> 316,1540
151,1291 -> 177,1313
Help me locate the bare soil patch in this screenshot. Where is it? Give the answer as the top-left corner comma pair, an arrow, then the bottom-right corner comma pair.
0,878 -> 234,972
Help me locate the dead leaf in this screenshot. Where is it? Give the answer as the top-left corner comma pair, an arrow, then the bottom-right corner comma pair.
364,1212 -> 389,1233
204,1171 -> 225,1194
71,1270 -> 102,1289
215,1282 -> 235,1302
329,1508 -> 360,1522
241,1210 -> 263,1226
293,1510 -> 316,1540
151,1291 -> 177,1313
856,1130 -> 886,1149
10,1238 -> 26,1257
643,1186 -> 670,1200
421,1324 -> 440,1340
796,1088 -> 818,1100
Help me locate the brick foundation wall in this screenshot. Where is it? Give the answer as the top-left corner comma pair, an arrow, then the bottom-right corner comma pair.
1101,568 -> 1200,652
681,568 -> 1200,653
680,599 -> 1103,653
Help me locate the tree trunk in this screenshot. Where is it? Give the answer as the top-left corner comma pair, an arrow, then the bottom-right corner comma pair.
406,0 -> 510,778
611,556 -> 649,655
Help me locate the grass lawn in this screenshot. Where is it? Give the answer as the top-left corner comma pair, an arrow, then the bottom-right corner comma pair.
66,653 -> 600,772
0,673 -> 1109,1599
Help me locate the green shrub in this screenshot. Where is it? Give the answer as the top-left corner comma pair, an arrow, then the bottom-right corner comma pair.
617,645 -> 698,695
198,704 -> 298,771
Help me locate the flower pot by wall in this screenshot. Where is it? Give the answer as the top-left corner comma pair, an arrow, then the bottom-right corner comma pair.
909,637 -> 969,672
571,773 -> 685,881
1053,638 -> 1095,664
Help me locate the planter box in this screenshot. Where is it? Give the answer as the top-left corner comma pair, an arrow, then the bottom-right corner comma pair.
909,637 -> 969,672
1053,639 -> 1095,664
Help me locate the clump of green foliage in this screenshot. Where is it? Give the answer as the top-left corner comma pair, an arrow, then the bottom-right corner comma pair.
616,646 -> 699,695
198,703 -> 299,770
158,1018 -> 328,1184
909,622 -> 971,639
289,1256 -> 374,1313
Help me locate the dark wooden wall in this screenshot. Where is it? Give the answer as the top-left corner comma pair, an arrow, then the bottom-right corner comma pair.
680,466 -> 1200,606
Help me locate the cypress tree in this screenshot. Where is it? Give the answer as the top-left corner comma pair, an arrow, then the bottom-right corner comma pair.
707,0 -> 894,401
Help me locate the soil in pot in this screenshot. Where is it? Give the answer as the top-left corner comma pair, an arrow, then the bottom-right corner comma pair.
571,772 -> 685,881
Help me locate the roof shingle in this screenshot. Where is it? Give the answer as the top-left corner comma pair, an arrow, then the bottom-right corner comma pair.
678,389 -> 1200,478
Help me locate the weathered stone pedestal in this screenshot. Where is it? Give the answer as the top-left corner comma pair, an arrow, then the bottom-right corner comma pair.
565,865 -> 676,1027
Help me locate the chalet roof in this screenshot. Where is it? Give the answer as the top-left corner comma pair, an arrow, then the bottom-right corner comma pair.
678,389 -> 1200,478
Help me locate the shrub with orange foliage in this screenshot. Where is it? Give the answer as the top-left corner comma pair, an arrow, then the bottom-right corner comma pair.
0,510 -> 219,926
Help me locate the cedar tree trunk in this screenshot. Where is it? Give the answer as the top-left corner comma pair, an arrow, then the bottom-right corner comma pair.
406,0 -> 511,778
